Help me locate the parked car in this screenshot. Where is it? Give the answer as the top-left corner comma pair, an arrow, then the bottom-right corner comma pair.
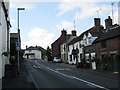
53,57 -> 62,63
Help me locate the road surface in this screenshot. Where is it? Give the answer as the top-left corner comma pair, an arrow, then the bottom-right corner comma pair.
24,59 -> 119,89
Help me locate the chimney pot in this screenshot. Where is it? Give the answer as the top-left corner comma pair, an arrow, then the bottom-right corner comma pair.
105,16 -> 112,29
71,30 -> 76,36
94,18 -> 101,26
61,29 -> 67,36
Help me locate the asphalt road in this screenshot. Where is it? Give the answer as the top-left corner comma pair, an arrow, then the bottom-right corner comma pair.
24,59 -> 119,89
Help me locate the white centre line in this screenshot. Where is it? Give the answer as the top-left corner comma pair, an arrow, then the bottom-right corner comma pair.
33,61 -> 109,89
46,66 -> 109,89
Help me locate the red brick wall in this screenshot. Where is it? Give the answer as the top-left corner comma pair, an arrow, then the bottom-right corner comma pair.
51,35 -> 66,58
94,37 -> 119,71
107,38 -> 119,51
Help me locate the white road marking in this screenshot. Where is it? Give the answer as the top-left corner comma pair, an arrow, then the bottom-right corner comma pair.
33,60 -> 109,89
33,65 -> 41,69
46,66 -> 109,89
71,76 -> 109,90
56,68 -> 71,71
24,62 -> 39,90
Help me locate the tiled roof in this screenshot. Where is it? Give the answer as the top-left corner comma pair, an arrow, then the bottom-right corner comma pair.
93,26 -> 120,43
51,34 -> 72,45
68,25 -> 104,45
90,32 -> 103,37
26,46 -> 45,51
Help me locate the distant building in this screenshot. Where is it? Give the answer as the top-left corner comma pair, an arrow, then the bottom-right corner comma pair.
0,0 -> 11,79
23,46 -> 43,60
51,29 -> 77,58
10,33 -> 19,64
61,36 -> 77,63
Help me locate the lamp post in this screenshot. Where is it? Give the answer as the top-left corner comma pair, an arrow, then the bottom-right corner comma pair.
17,8 -> 25,74
111,2 -> 115,24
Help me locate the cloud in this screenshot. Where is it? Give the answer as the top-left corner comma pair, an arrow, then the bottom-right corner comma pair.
7,0 -> 117,2
57,2 -> 101,18
10,2 -> 37,9
57,1 -> 118,21
57,2 -> 80,16
56,21 -> 74,33
22,28 -> 56,49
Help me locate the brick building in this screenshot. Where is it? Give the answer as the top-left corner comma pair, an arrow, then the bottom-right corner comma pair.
93,25 -> 120,72
51,29 -> 76,58
10,33 -> 19,63
83,16 -> 120,72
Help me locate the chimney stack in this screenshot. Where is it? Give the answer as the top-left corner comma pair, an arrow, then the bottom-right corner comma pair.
71,30 -> 76,36
61,29 -> 67,36
26,45 -> 28,49
94,18 -> 101,27
105,16 -> 112,29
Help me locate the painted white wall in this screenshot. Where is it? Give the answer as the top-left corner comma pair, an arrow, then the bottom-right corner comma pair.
73,42 -> 79,64
61,43 -> 66,62
83,33 -> 97,46
0,1 -> 10,78
67,45 -> 73,64
0,6 -> 2,79
24,50 -> 41,60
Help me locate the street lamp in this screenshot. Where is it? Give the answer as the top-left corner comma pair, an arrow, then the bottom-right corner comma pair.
17,8 -> 25,74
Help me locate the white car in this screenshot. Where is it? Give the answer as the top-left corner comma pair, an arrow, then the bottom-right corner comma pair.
53,57 -> 62,63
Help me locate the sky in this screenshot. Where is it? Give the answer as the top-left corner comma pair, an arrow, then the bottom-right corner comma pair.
9,0 -> 119,49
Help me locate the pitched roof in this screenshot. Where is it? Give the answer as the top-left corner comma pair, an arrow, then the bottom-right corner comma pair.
93,26 -> 120,43
26,46 -> 45,51
51,34 -> 72,45
10,33 -> 18,38
90,32 -> 103,37
68,25 -> 104,45
68,37 -> 78,45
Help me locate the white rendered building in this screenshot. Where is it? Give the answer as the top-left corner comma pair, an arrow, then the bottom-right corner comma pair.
0,0 -> 11,80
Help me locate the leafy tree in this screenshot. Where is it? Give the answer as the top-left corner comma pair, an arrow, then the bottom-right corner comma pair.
46,46 -> 52,61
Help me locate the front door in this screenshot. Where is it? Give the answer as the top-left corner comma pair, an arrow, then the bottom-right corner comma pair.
112,55 -> 118,72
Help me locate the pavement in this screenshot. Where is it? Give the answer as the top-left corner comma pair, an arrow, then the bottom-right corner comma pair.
56,62 -> 119,80
2,59 -> 119,89
2,59 -> 37,90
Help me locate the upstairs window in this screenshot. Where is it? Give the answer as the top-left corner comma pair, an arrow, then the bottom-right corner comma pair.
88,37 -> 92,44
68,47 -> 69,52
101,40 -> 106,49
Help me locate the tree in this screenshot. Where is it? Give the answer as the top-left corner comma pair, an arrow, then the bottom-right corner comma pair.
46,46 -> 52,61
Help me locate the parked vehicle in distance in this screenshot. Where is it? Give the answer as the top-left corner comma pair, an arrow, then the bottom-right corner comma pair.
53,57 -> 62,63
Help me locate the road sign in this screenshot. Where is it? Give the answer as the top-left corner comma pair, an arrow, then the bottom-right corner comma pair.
16,42 -> 20,47
16,42 -> 20,51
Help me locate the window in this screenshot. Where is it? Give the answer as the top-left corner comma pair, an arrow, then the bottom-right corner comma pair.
79,43 -> 82,48
88,37 -> 92,44
80,53 -> 82,60
84,39 -> 87,46
101,40 -> 106,49
64,45 -> 65,52
68,47 -> 69,52
70,55 -> 72,61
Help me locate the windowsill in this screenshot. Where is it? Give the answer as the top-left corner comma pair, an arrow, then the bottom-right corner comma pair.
101,48 -> 107,51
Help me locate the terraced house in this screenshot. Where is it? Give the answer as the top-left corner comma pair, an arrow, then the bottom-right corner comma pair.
0,0 -> 11,81
51,29 -> 77,59
58,16 -> 120,73
67,18 -> 104,68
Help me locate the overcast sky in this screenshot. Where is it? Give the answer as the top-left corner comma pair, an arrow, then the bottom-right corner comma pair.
9,0 -> 119,49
